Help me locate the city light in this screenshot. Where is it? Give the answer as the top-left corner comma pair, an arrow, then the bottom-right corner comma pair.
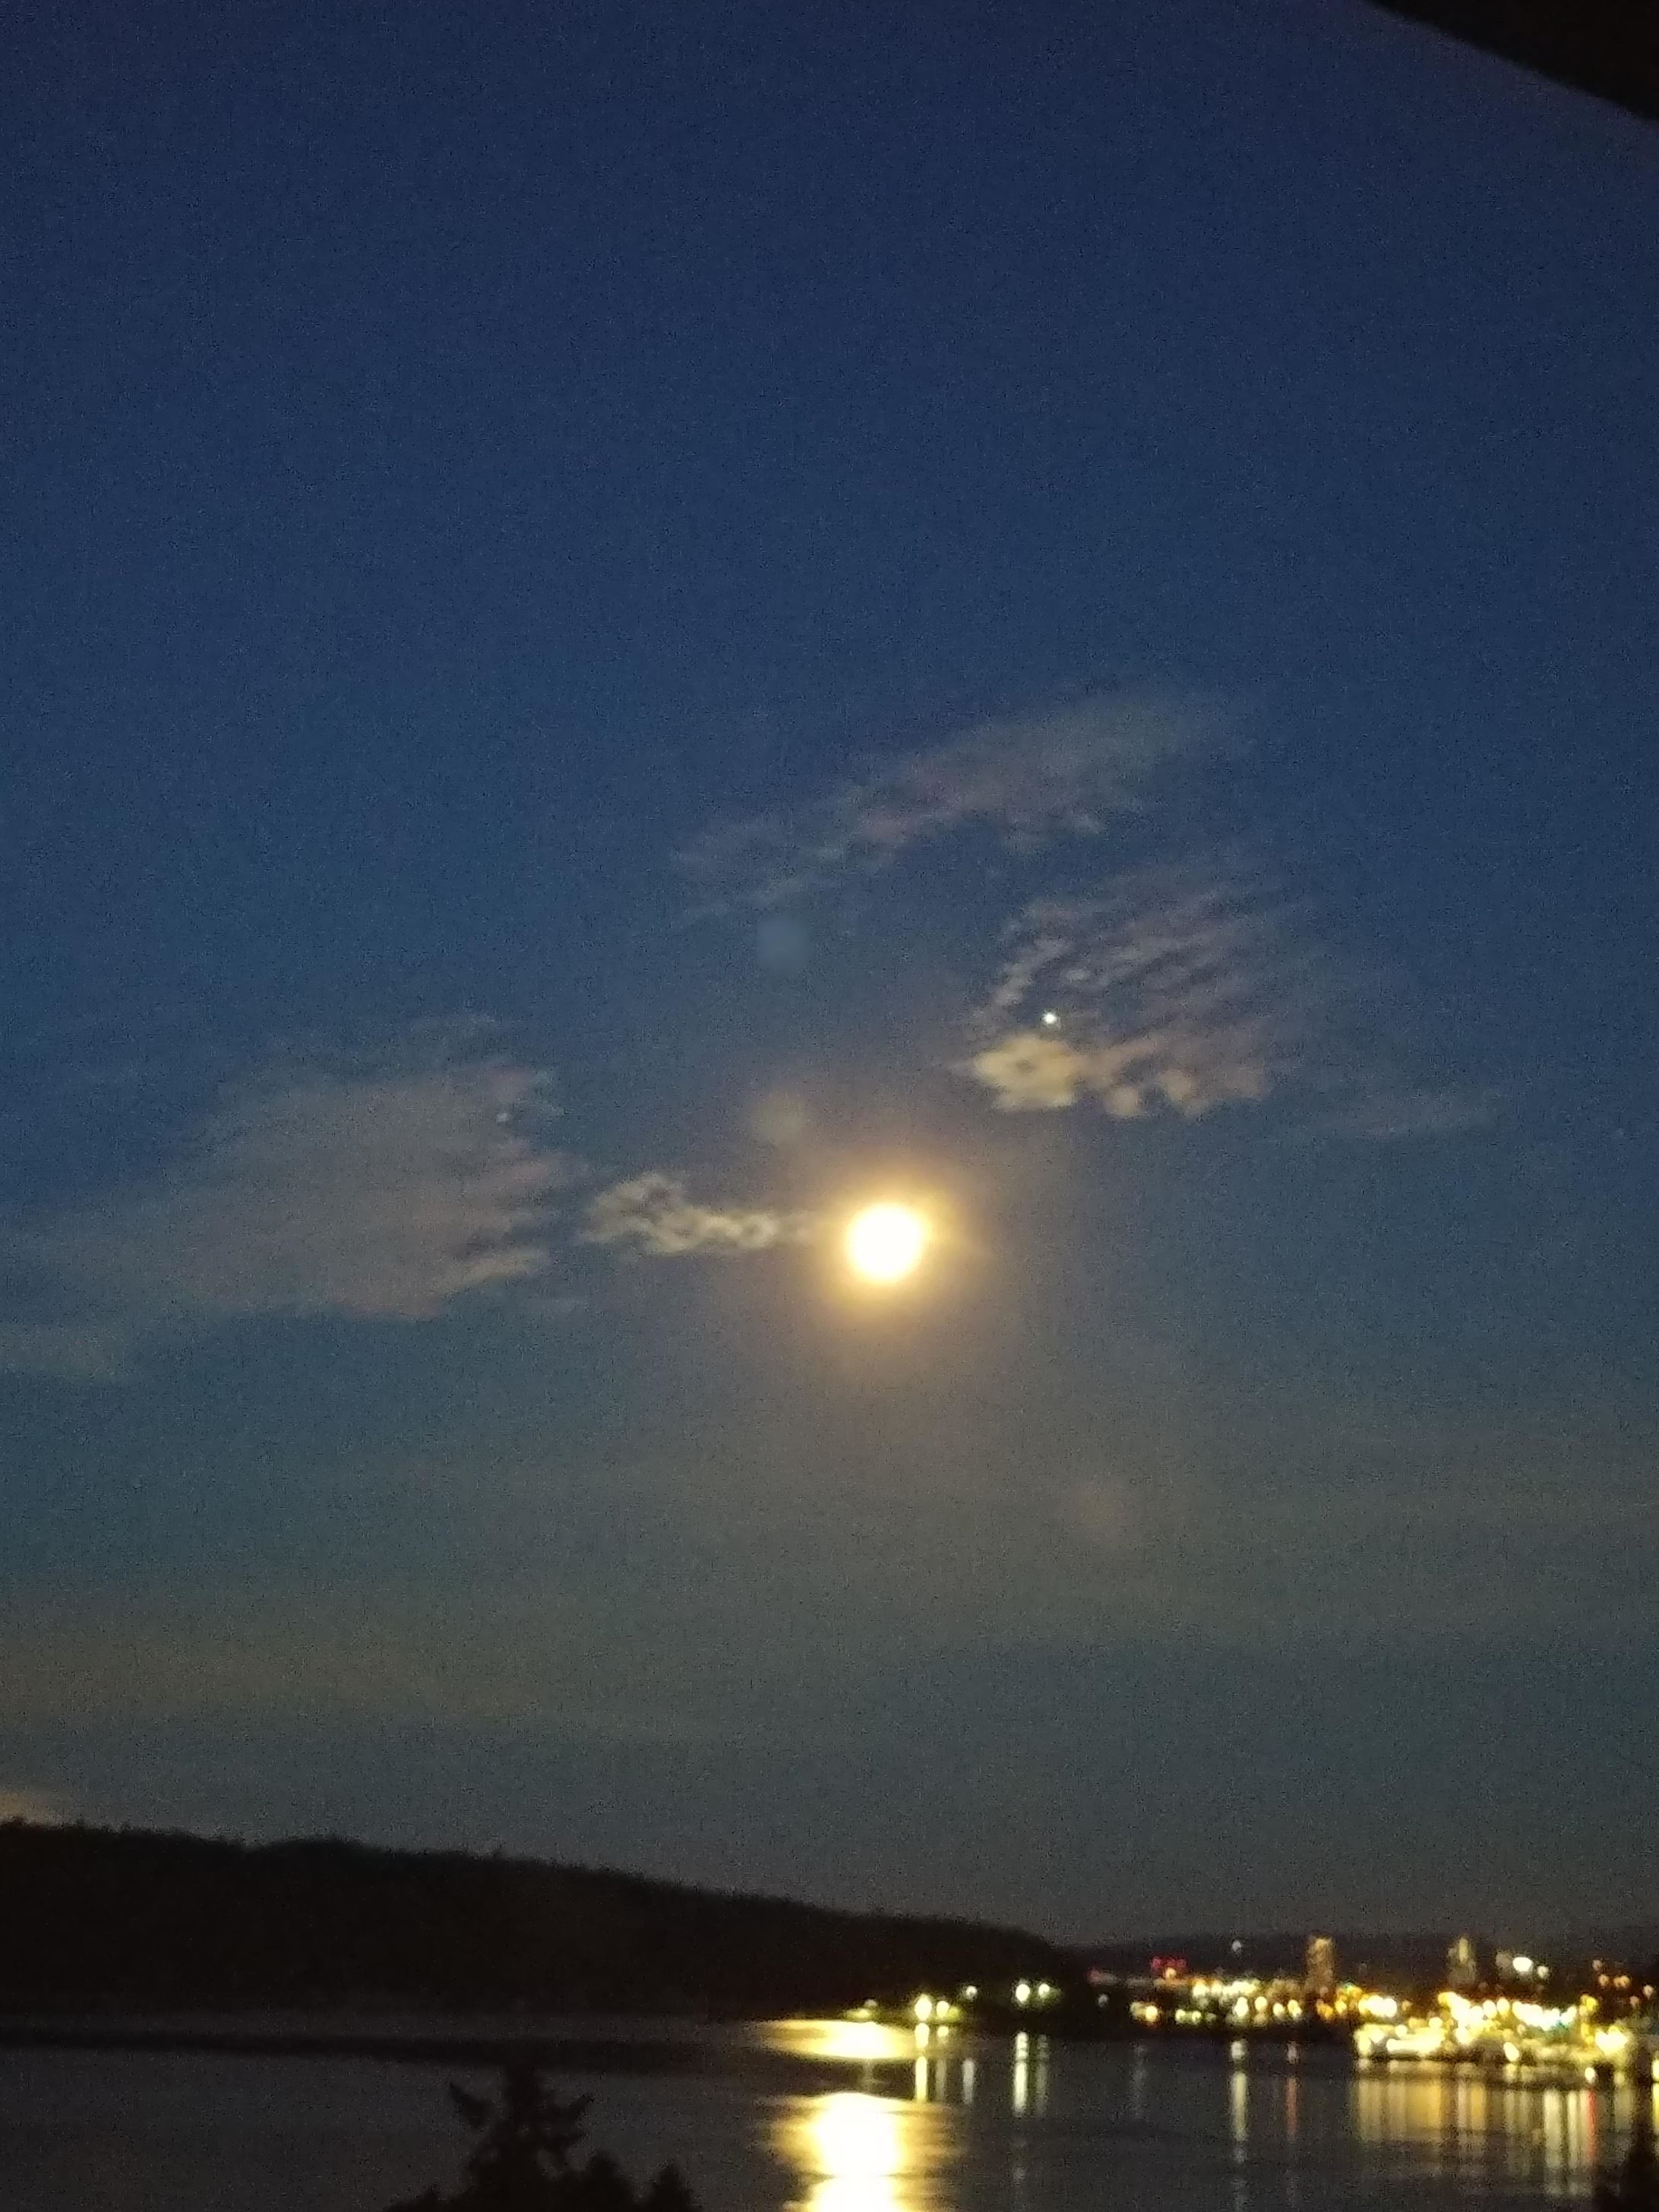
842,1939 -> 1654,2088
1351,1986 -> 1648,2077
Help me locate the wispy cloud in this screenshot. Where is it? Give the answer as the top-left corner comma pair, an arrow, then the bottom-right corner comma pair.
1297,1085 -> 1499,1141
962,857 -> 1315,1117
0,1031 -> 572,1377
580,1172 -> 819,1258
960,854 -> 1495,1138
679,690 -> 1218,912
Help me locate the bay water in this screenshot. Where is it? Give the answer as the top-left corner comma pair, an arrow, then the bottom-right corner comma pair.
2,2018 -> 1650,2210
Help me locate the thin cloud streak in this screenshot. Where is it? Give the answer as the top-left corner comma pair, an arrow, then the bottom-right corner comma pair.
581,1172 -> 820,1258
1297,1085 -> 1499,1141
679,690 -> 1219,912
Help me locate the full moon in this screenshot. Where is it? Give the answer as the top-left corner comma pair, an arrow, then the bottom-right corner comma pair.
845,1202 -> 929,1285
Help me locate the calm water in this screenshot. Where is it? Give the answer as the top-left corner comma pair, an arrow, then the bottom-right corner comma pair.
2,2018 -> 1653,2210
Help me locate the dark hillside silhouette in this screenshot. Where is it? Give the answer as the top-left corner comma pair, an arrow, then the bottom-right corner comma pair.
0,1820 -> 1070,2016
1370,0 -> 1659,121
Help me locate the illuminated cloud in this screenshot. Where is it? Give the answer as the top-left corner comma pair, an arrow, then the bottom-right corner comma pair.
962,856 -> 1492,1137
966,1028 -> 1272,1117
679,690 -> 1218,911
581,1172 -> 819,1257
0,1033 -> 571,1376
962,860 -> 1307,1118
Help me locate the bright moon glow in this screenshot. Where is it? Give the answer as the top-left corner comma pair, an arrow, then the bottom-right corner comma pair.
845,1203 -> 929,1285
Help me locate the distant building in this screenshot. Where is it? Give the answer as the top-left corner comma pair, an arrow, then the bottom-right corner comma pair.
1304,1936 -> 1338,1997
1446,1934 -> 1480,1990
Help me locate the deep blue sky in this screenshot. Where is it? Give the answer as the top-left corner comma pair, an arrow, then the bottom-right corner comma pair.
3,0 -> 1656,1939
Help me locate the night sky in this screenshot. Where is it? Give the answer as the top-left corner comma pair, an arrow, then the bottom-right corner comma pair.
5,0 -> 1657,1941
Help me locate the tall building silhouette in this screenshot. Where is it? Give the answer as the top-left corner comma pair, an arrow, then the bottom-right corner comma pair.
1446,1934 -> 1480,1990
1304,1935 -> 1338,1996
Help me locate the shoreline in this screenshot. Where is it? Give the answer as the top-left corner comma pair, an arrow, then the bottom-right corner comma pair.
0,2017 -> 906,2093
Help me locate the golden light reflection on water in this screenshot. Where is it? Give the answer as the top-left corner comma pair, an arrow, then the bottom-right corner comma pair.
1351,2064 -> 1659,2194
768,2023 -> 989,2212
760,2018 -> 921,2110
1009,2029 -> 1050,2118
757,2018 -> 1025,2116
762,2016 -> 1659,2210
1229,2059 -> 1249,2157
764,2020 -> 917,2067
780,2091 -> 912,2212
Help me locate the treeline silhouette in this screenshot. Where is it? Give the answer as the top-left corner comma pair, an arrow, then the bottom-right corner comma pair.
386,2065 -> 699,2212
0,1821 -> 1071,2015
